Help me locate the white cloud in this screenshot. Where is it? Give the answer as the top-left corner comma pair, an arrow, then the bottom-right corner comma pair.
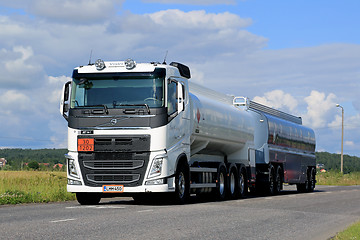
0,46 -> 44,89
142,0 -> 236,4
345,141 -> 354,147
328,114 -> 342,129
303,91 -> 337,128
0,0 -> 124,24
108,10 -> 263,60
253,90 -> 298,113
148,9 -> 251,29
0,90 -> 30,112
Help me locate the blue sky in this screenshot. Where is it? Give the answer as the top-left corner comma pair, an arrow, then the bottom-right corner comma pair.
124,0 -> 360,49
0,0 -> 359,157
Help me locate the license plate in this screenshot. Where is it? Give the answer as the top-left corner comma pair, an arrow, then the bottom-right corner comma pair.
78,138 -> 94,152
102,185 -> 124,193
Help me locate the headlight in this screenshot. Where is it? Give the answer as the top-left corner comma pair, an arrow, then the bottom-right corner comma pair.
148,156 -> 164,178
67,158 -> 79,179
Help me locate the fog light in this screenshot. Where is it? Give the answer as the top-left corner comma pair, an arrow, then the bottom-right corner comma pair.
145,179 -> 165,185
68,179 -> 82,185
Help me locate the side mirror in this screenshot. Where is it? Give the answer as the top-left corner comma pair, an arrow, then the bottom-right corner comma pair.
177,82 -> 184,113
60,81 -> 71,120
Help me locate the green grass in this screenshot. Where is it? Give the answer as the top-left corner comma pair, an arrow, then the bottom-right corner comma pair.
0,171 -> 75,205
317,171 -> 360,186
334,221 -> 360,240
316,171 -> 360,239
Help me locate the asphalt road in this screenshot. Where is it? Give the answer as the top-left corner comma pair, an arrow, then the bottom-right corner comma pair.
1,185 -> 360,240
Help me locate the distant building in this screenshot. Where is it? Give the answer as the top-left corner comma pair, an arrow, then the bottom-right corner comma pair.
0,158 -> 7,168
53,163 -> 64,169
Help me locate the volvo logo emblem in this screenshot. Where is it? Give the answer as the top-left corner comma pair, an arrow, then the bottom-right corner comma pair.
110,119 -> 117,125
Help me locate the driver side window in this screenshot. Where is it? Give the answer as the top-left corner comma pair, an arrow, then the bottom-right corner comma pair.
167,81 -> 177,115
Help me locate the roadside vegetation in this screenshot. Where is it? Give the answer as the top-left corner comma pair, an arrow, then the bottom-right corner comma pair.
0,171 -> 75,205
317,171 -> 360,186
334,221 -> 360,240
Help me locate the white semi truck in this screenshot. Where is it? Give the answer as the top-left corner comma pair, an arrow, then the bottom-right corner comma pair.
60,59 -> 316,205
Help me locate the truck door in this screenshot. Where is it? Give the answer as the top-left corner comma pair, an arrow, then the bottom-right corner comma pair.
167,79 -> 186,149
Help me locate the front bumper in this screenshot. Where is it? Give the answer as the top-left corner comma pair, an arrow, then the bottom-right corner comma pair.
67,176 -> 175,193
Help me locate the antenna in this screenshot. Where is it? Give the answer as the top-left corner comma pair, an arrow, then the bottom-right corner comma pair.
162,50 -> 168,64
88,49 -> 93,65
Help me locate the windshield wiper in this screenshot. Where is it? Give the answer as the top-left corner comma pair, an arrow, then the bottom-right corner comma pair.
77,104 -> 109,114
113,103 -> 150,114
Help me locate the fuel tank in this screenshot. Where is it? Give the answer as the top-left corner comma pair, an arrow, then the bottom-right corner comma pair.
188,82 -> 256,156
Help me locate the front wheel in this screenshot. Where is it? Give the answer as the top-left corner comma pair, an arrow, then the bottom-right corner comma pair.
174,164 -> 190,204
76,193 -> 101,205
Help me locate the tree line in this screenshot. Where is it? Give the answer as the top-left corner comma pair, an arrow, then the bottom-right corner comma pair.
0,148 -> 359,173
316,152 -> 360,173
0,148 -> 67,171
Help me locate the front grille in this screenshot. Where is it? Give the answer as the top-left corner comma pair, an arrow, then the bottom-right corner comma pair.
83,160 -> 144,170
78,135 -> 151,187
87,174 -> 140,184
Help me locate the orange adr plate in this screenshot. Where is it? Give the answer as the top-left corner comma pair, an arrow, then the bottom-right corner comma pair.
77,138 -> 94,152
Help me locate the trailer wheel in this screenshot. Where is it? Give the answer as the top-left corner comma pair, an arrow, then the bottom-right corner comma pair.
216,165 -> 227,201
297,169 -> 310,193
174,164 -> 189,204
274,166 -> 282,194
76,193 -> 101,205
308,168 -> 316,192
237,168 -> 247,198
228,166 -> 238,199
268,165 -> 276,195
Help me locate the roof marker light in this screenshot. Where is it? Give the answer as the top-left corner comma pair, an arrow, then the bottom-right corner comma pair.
125,58 -> 136,70
95,59 -> 105,70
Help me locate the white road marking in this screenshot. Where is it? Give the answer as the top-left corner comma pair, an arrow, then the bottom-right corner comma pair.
66,206 -> 125,209
137,209 -> 154,213
50,218 -> 76,223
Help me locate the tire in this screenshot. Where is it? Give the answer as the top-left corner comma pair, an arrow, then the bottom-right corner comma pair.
228,166 -> 238,199
76,192 -> 101,205
174,164 -> 190,204
274,166 -> 282,194
308,168 -> 316,192
237,168 -> 247,198
297,169 -> 310,193
268,165 -> 276,195
216,165 -> 227,201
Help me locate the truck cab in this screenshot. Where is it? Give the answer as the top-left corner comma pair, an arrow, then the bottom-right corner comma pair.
61,59 -> 191,204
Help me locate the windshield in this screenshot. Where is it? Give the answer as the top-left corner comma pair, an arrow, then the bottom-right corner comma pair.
70,75 -> 165,109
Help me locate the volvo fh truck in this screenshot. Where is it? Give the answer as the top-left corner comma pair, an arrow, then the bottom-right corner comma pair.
60,59 -> 316,204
